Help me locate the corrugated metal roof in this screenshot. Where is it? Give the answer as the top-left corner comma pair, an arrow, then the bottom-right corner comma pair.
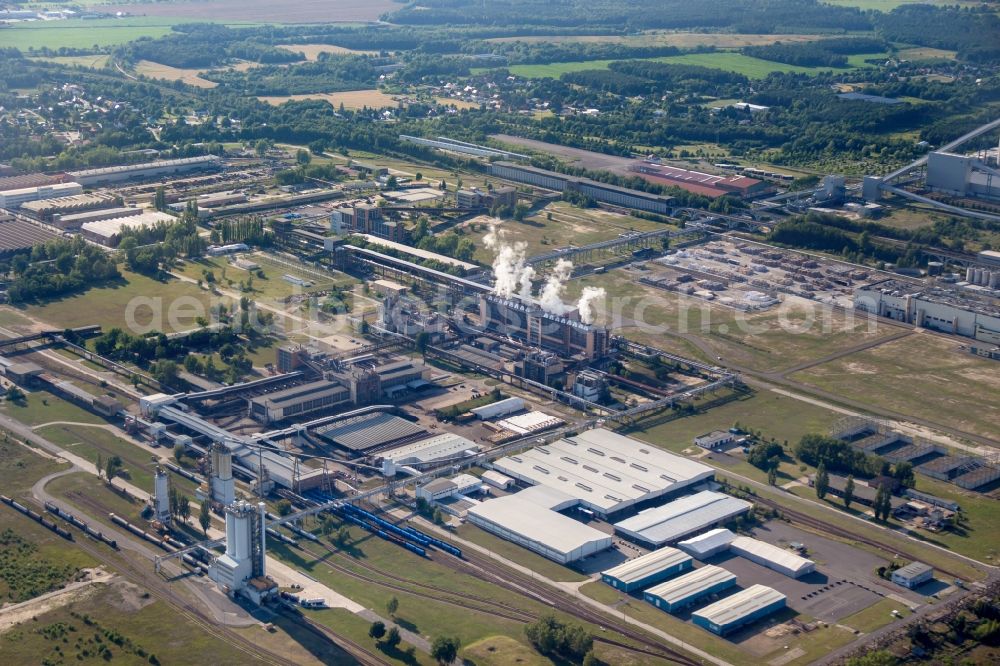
491,428 -> 714,514
678,528 -> 736,557
467,493 -> 611,557
602,547 -> 691,584
693,584 -> 785,625
894,561 -> 933,578
645,565 -> 737,604
730,536 -> 815,576
614,492 -> 751,545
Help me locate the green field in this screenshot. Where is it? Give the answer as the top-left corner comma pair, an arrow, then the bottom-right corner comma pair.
503,51 -> 879,79
0,18 -> 190,51
1,390 -> 106,428
23,269 -> 217,334
792,332 -> 1000,440
36,424 -> 160,493
0,435 -> 69,498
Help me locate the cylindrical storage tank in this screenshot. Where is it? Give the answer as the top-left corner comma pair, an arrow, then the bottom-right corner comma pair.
974,268 -> 984,285
233,509 -> 250,561
989,272 -> 999,289
966,267 -> 976,283
225,508 -> 237,557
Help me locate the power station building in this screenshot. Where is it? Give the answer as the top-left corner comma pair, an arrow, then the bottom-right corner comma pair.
854,279 -> 1000,345
488,162 -> 674,214
925,151 -> 1000,202
478,294 -> 610,360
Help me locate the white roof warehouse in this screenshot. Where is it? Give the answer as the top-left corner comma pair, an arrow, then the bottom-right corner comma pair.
490,428 -> 714,518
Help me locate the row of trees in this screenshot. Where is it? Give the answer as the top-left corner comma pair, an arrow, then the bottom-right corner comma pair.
5,238 -> 121,304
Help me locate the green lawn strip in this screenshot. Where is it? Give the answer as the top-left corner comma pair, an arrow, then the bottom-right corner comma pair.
840,597 -> 911,633
305,608 -> 437,665
49,472 -> 148,527
0,391 -> 105,427
36,424 -> 160,492
0,435 -> 69,497
454,523 -> 588,582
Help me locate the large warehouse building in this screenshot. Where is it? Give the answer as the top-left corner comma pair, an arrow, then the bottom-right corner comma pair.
692,585 -> 787,636
490,429 -> 715,518
0,182 -> 83,209
466,485 -> 612,564
854,278 -> 1000,345
614,491 -> 751,547
67,155 -> 221,186
644,565 -> 738,613
488,161 -> 674,214
677,528 -> 737,560
730,536 -> 816,578
601,547 -> 693,593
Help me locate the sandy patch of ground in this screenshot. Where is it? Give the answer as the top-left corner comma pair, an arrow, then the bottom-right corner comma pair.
275,43 -> 377,60
135,60 -> 217,88
258,89 -> 398,109
0,568 -> 114,633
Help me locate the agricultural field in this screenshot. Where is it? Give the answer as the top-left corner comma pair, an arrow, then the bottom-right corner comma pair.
487,32 -> 829,48
823,0 -> 976,9
28,54 -> 110,69
791,332 -> 1000,440
98,0 -> 395,22
276,43 -> 377,59
21,269 -> 216,334
259,89 -> 399,109
134,60 -> 217,88
433,96 -> 481,110
504,51 -> 881,79
897,46 -> 958,61
0,18 -> 190,51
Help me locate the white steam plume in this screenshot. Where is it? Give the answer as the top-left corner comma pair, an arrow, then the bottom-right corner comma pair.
576,286 -> 606,325
485,223 -> 531,300
538,258 -> 573,315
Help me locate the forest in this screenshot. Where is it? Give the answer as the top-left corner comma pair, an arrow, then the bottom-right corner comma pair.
743,37 -> 887,68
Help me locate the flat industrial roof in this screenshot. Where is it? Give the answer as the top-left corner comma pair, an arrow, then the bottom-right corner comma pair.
614,491 -> 751,545
381,432 -> 478,465
602,547 -> 691,585
467,492 -> 611,558
693,584 -> 785,626
68,155 -> 219,178
645,565 -> 737,605
81,211 -> 177,238
491,428 -> 714,514
730,536 -> 815,576
312,411 -> 426,451
495,410 -> 564,434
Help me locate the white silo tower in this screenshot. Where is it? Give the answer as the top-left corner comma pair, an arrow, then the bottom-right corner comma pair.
210,444 -> 235,506
153,467 -> 171,525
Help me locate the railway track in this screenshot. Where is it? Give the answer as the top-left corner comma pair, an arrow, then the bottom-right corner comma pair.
448,547 -> 702,666
273,605 -> 387,666
294,540 -> 537,623
752,494 -> 969,581
26,492 -> 296,666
